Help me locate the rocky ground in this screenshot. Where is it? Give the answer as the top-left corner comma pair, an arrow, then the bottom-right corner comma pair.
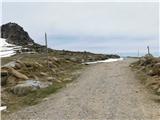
1,22 -> 120,116
131,54 -> 160,96
3,59 -> 160,120
1,53 -> 84,113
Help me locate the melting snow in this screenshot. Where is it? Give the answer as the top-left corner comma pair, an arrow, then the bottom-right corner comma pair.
0,38 -> 21,58
84,58 -> 123,64
0,106 -> 7,111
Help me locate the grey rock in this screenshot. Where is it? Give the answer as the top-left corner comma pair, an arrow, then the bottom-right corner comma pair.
12,80 -> 52,96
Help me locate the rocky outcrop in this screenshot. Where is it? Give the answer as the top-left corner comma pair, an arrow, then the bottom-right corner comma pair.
1,22 -> 53,52
1,22 -> 34,46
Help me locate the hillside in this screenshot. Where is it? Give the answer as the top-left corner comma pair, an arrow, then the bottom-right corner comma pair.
1,22 -> 120,61
131,55 -> 160,96
1,22 -> 120,114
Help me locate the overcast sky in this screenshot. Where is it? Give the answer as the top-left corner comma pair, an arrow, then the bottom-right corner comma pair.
2,2 -> 159,56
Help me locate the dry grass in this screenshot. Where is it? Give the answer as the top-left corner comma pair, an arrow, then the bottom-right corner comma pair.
1,53 -> 84,115
131,55 -> 160,97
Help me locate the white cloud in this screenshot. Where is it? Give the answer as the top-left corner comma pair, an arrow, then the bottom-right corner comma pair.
1,2 -> 159,56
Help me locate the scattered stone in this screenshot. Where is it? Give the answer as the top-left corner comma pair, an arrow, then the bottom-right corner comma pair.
43,98 -> 49,101
70,57 -> 78,62
1,69 -> 8,76
148,70 -> 154,76
32,75 -> 39,80
12,80 -> 52,96
40,72 -> 48,76
51,69 -> 56,73
47,77 -> 55,81
14,62 -> 21,69
1,100 -> 7,106
55,80 -> 62,83
150,84 -> 159,90
35,62 -> 43,67
49,57 -> 58,62
9,67 -> 28,80
63,78 -> 72,82
156,88 -> 160,94
1,69 -> 8,86
3,61 -> 16,68
155,62 -> 160,68
7,75 -> 18,85
24,63 -> 32,68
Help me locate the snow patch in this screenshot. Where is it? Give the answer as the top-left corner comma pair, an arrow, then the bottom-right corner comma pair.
84,58 -> 123,64
0,106 -> 7,111
0,38 -> 21,58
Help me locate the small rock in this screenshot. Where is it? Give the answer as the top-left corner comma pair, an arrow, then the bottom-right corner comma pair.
150,84 -> 159,90
47,77 -> 55,81
3,61 -> 16,68
55,80 -> 62,83
9,67 -> 28,80
51,57 -> 59,62
7,75 -> 17,85
1,69 -> 8,76
1,101 -> 6,106
148,70 -> 154,76
14,63 -> 21,69
24,63 -> 32,67
32,75 -> 39,80
156,88 -> 160,94
1,69 -> 8,86
155,62 -> 160,68
35,62 -> 43,67
43,98 -> 49,101
40,72 -> 48,76
51,69 -> 56,73
63,78 -> 72,82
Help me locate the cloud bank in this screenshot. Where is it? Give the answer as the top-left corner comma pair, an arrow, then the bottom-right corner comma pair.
2,2 -> 159,56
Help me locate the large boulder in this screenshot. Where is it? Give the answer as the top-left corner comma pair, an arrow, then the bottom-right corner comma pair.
1,22 -> 34,46
12,83 -> 34,96
12,80 -> 52,96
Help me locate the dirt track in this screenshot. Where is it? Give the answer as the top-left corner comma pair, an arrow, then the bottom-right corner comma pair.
5,59 -> 160,120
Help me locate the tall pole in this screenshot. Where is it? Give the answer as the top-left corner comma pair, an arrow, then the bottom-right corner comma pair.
147,46 -> 150,55
138,49 -> 139,58
45,32 -> 49,69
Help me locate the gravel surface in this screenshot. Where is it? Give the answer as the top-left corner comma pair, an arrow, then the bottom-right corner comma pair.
5,59 -> 160,120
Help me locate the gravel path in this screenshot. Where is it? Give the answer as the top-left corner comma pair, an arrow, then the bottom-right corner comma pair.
5,59 -> 160,120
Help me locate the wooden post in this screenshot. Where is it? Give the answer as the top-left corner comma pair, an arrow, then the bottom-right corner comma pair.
147,46 -> 150,55
45,32 -> 49,69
